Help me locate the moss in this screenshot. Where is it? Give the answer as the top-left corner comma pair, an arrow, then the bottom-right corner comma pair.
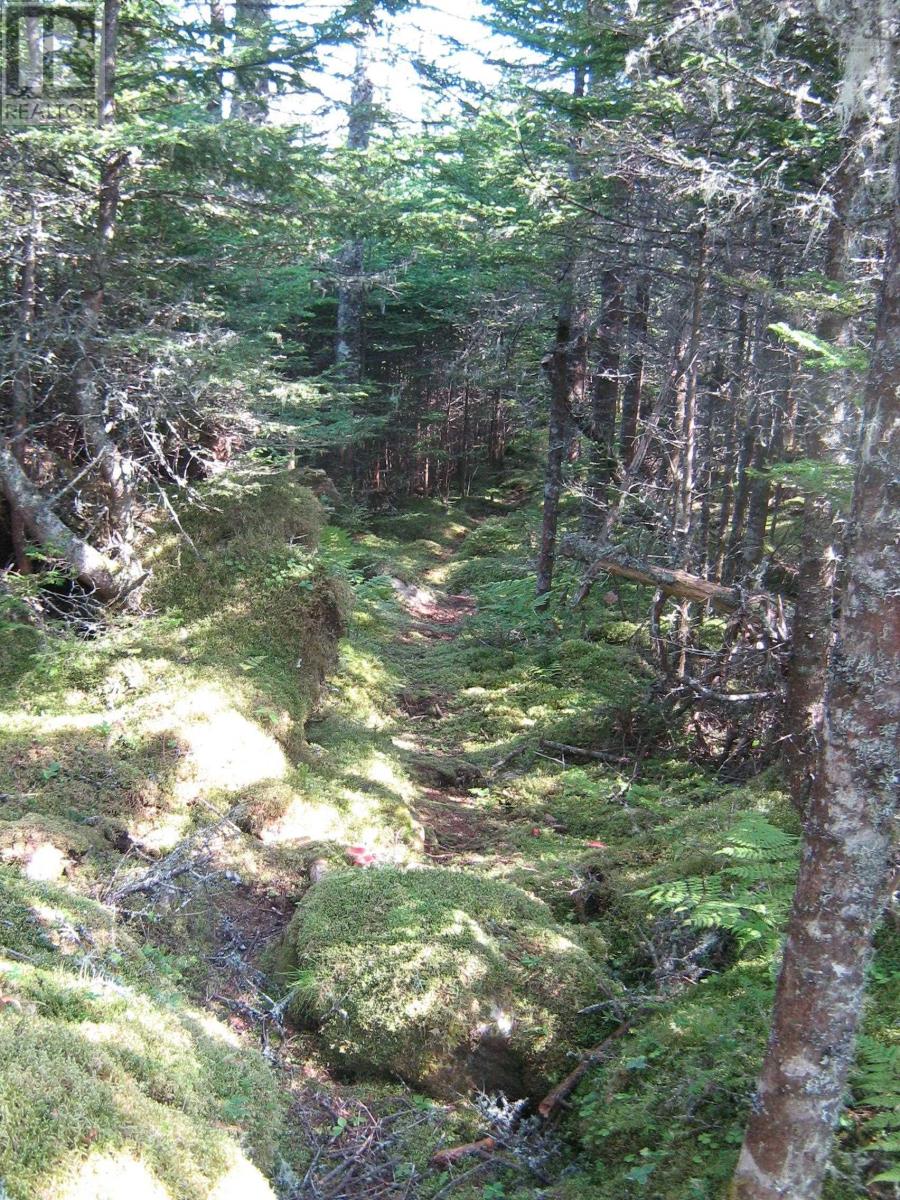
368,499 -> 474,546
575,966 -> 773,1199
278,866 -> 607,1098
180,471 -> 325,557
457,517 -> 527,559
0,813 -> 112,881
588,619 -> 643,645
0,869 -> 283,1200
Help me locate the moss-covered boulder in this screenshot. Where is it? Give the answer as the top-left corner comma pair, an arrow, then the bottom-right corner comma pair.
278,866 -> 606,1099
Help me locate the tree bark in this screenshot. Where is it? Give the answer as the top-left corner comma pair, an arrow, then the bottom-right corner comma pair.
731,146 -> 899,1200
232,0 -> 271,122
335,45 -> 374,385
583,270 -> 623,528
207,0 -> 227,118
7,201 -> 39,573
619,277 -> 649,462
535,64 -> 586,598
0,438 -> 133,600
536,295 -> 577,597
74,0 -> 140,561
783,140 -> 857,810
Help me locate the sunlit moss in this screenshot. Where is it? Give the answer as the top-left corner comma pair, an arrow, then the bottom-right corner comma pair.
0,869 -> 283,1200
278,865 -> 608,1098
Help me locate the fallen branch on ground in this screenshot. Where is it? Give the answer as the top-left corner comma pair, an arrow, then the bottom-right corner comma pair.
537,1020 -> 634,1119
539,740 -> 631,766
430,1137 -> 497,1167
105,812 -> 238,904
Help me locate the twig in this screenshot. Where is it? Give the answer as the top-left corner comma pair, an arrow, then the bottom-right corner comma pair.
430,1160 -> 494,1200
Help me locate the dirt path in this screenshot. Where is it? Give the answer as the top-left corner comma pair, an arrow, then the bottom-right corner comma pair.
386,575 -> 503,861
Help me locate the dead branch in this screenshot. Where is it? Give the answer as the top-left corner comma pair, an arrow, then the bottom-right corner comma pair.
539,740 -> 631,766
537,1020 -> 634,1119
105,812 -> 237,904
430,1137 -> 497,1167
561,535 -> 780,613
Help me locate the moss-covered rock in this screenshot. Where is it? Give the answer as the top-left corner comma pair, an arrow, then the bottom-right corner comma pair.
277,866 -> 606,1099
0,868 -> 283,1200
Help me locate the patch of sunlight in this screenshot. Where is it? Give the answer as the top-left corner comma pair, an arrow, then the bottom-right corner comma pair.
208,1151 -> 278,1200
390,736 -> 417,751
22,842 -> 68,882
491,1006 -> 514,1036
424,563 -> 451,585
0,709 -> 111,735
54,1151 -> 171,1200
540,930 -> 583,954
334,683 -> 389,729
145,685 -> 289,799
364,753 -> 414,799
257,796 -> 339,844
191,1011 -> 243,1047
446,910 -> 492,949
405,987 -> 441,1020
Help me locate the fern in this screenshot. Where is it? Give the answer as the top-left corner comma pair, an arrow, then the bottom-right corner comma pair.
636,816 -> 799,952
850,1036 -> 900,1184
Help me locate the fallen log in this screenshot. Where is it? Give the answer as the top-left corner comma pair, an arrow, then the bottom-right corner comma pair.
0,436 -> 142,602
560,535 -> 778,613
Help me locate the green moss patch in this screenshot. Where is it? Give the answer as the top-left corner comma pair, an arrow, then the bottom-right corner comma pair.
0,868 -> 283,1200
278,866 -> 607,1099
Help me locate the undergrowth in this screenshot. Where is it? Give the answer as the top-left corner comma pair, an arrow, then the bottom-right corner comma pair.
0,482 -> 895,1199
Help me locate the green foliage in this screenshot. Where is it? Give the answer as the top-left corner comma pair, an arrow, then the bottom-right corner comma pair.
768,457 -> 855,502
577,968 -> 774,1200
768,321 -> 868,371
636,815 -> 799,952
853,1037 -> 900,1181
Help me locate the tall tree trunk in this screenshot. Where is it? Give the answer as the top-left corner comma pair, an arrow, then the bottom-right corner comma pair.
232,0 -> 271,122
783,143 -> 857,810
335,45 -> 374,385
583,270 -> 623,529
536,63 -> 585,598
536,293 -> 576,597
731,148 -> 899,1200
619,277 -> 649,462
673,226 -> 707,563
73,0 -> 139,560
7,202 -> 38,573
207,0 -> 226,118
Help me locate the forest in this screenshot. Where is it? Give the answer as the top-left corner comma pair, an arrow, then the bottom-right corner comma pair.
0,0 -> 897,1197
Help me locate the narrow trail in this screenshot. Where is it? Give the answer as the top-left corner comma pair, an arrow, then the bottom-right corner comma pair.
386,574 -> 501,863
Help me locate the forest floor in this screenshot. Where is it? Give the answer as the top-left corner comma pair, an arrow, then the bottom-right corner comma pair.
0,479 -> 895,1200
